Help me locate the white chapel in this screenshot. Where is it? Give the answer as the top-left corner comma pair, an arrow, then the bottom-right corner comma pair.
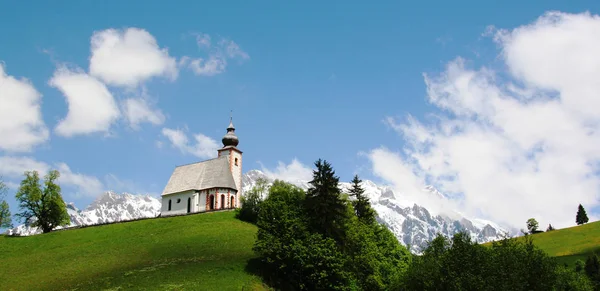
160,118 -> 243,216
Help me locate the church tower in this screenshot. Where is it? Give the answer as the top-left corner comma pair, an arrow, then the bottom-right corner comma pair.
217,117 -> 243,207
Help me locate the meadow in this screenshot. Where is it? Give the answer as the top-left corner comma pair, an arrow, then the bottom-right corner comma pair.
0,211 -> 266,291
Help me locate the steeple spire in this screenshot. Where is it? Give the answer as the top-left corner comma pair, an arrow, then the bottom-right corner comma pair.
222,112 -> 239,147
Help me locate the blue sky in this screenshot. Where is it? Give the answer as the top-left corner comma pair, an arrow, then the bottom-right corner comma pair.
1,1 -> 600,229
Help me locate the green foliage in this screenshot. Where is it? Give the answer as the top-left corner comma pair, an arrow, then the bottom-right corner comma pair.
14,170 -> 70,233
235,177 -> 268,224
527,218 -> 539,234
584,253 -> 600,289
0,211 -> 266,290
305,159 -> 349,243
400,232 -> 590,290
349,175 -> 376,225
577,204 -> 590,225
253,165 -> 411,291
0,177 -> 12,228
547,224 -> 555,231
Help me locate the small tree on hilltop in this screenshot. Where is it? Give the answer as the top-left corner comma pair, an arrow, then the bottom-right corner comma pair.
348,175 -> 375,225
576,204 -> 589,225
0,177 -> 12,228
526,218 -> 539,234
305,159 -> 349,243
546,224 -> 555,231
15,170 -> 70,233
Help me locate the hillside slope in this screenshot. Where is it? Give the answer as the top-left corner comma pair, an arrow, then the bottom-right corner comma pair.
0,211 -> 264,291
526,220 -> 600,266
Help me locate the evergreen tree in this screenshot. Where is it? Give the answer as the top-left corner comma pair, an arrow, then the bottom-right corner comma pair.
0,177 -> 12,228
546,224 -> 555,231
576,204 -> 589,225
348,175 -> 376,225
305,159 -> 349,243
15,170 -> 70,233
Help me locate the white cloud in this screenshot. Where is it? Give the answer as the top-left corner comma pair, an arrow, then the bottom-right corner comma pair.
0,63 -> 49,152
181,34 -> 249,76
89,28 -> 178,88
49,66 -> 120,137
122,97 -> 165,129
260,158 -> 313,183
369,11 -> 600,230
0,156 -> 104,198
161,128 -> 219,159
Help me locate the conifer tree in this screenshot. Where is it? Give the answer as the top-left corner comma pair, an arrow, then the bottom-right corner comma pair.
15,170 -> 70,233
305,159 -> 348,242
546,224 -> 554,231
576,204 -> 589,225
0,177 -> 12,228
349,175 -> 375,225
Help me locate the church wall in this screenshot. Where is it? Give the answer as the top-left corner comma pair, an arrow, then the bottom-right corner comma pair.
161,190 -> 196,216
229,149 -> 243,208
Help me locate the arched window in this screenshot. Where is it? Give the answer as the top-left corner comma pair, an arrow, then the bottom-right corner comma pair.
221,195 -> 225,209
230,196 -> 235,208
209,195 -> 215,210
168,199 -> 172,211
234,158 -> 238,166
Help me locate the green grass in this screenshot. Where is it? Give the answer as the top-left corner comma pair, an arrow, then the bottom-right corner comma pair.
0,211 -> 267,291
525,220 -> 600,267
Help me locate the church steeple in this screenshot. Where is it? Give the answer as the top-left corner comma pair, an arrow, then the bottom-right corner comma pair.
221,115 -> 239,147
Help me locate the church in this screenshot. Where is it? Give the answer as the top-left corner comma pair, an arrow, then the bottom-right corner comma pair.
160,118 -> 243,216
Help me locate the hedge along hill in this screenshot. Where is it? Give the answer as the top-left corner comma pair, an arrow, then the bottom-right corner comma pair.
0,211 -> 266,291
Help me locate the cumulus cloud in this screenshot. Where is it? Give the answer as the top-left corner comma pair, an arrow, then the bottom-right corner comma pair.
49,66 -> 120,137
260,159 -> 314,183
180,33 -> 249,76
0,156 -> 104,198
122,97 -> 165,129
369,11 -> 600,230
161,128 -> 219,159
89,28 -> 178,87
0,63 -> 49,152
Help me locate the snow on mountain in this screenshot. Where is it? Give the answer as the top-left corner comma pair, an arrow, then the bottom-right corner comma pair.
242,170 -> 510,253
6,191 -> 161,236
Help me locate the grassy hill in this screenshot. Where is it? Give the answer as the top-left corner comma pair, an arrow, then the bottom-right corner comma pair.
524,220 -> 600,267
0,211 -> 266,291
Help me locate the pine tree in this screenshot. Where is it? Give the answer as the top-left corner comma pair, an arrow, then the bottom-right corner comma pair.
546,224 -> 555,231
305,159 -> 348,242
15,170 -> 70,233
349,175 -> 376,225
576,204 -> 589,225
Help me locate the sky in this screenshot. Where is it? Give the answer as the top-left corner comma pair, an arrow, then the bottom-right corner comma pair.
1,0 -> 600,231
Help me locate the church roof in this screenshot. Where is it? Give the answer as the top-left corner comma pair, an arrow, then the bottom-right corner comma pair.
161,155 -> 237,196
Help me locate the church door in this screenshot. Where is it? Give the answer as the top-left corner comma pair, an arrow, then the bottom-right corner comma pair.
230,196 -> 235,208
209,195 -> 215,210
220,195 -> 225,209
187,197 -> 191,213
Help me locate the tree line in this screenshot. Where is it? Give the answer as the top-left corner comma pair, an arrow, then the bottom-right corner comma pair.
0,170 -> 70,233
236,158 -> 599,290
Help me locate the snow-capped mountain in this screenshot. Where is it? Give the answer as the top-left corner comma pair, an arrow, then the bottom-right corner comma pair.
243,170 -> 509,253
6,191 -> 161,236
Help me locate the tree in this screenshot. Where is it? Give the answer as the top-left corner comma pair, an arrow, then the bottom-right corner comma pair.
526,218 -> 539,234
584,253 -> 600,288
15,170 -> 70,233
576,204 -> 589,225
235,177 -> 268,224
546,224 -> 555,231
348,175 -> 376,225
305,159 -> 349,243
0,177 -> 12,228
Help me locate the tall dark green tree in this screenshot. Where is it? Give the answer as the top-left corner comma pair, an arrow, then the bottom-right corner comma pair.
576,204 -> 589,225
584,253 -> 600,288
0,177 -> 12,228
15,170 -> 70,233
348,175 -> 375,225
305,159 -> 349,242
